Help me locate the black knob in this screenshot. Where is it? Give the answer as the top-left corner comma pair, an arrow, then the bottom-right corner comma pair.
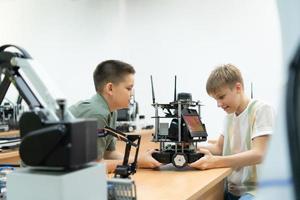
56,99 -> 66,121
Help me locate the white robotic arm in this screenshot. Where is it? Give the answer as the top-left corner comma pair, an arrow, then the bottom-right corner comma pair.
0,44 -> 97,170
0,44 -> 74,123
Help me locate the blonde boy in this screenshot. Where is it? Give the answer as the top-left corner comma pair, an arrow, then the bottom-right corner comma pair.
189,64 -> 274,200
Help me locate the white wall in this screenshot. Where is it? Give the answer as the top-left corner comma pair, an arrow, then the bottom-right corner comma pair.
0,0 -> 282,139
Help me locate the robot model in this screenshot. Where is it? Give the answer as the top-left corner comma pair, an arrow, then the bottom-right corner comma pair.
150,76 -> 208,168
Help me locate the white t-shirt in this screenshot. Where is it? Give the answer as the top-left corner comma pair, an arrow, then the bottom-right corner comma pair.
221,99 -> 274,196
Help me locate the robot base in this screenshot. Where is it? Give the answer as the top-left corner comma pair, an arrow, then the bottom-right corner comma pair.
7,163 -> 107,200
152,151 -> 204,168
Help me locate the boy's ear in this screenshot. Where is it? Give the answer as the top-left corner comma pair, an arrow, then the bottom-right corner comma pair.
103,82 -> 114,96
235,82 -> 243,93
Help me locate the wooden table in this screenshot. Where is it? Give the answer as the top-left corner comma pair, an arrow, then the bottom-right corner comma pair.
0,150 -> 19,164
116,129 -> 158,153
0,130 -> 20,165
133,167 -> 231,200
0,129 -> 232,200
0,130 -> 19,137
117,129 -> 232,200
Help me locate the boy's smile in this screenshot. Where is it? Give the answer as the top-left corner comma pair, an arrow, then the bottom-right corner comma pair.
222,105 -> 230,112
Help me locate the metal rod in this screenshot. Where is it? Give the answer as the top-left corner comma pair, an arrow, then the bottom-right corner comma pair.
155,103 -> 159,141
178,101 -> 181,143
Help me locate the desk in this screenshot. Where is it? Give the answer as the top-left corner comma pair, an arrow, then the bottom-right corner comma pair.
0,129 -> 156,165
0,129 -> 155,165
116,129 -> 158,152
0,150 -> 19,164
0,130 -> 232,199
117,129 -> 232,200
134,167 -> 231,200
0,130 -> 19,138
0,130 -> 20,165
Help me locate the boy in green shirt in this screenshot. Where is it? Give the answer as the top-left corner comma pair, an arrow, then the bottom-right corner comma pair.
69,60 -> 161,172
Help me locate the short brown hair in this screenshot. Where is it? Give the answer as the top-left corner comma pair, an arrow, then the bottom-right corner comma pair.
93,60 -> 135,92
206,64 -> 244,95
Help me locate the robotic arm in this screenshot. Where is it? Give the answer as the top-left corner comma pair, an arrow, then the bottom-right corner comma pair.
0,44 -> 97,170
0,44 -> 72,122
99,126 -> 141,178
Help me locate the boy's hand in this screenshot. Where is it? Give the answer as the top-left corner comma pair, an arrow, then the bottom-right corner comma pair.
138,149 -> 163,168
189,148 -> 220,170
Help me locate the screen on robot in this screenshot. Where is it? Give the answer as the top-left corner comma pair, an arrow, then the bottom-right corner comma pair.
182,115 -> 205,134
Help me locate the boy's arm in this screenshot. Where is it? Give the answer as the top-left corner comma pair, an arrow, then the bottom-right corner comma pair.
104,150 -> 124,160
190,135 -> 270,170
101,149 -> 162,173
199,134 -> 224,155
97,150 -> 123,173
137,149 -> 163,168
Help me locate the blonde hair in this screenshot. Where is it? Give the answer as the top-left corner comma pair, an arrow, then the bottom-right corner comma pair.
206,64 -> 244,95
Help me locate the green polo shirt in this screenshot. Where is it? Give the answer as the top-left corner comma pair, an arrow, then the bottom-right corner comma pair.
69,93 -> 117,160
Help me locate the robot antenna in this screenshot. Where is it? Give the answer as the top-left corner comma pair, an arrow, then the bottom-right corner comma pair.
150,75 -> 156,104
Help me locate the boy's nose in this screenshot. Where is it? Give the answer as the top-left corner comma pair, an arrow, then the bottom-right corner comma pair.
130,88 -> 135,96
217,101 -> 223,107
